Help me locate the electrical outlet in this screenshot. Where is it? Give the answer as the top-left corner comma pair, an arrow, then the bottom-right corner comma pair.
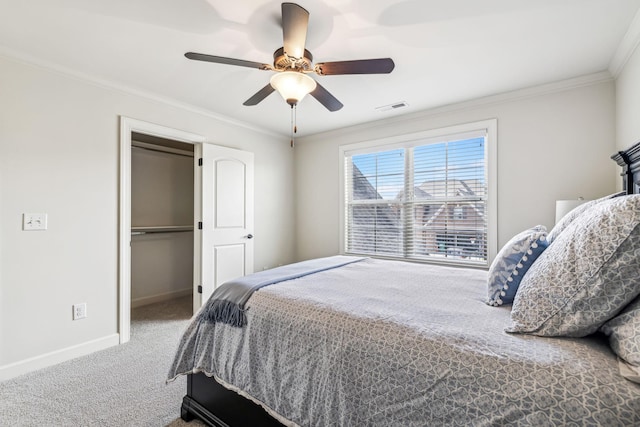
73,303 -> 87,320
23,213 -> 47,231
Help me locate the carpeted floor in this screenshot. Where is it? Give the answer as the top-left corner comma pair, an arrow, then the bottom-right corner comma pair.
0,296 -> 206,427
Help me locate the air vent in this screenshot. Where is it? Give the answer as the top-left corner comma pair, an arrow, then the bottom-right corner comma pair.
375,101 -> 409,112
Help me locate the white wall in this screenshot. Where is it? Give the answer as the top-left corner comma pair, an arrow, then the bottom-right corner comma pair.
131,146 -> 194,227
131,232 -> 193,306
294,76 -> 617,262
616,43 -> 640,151
0,55 -> 296,377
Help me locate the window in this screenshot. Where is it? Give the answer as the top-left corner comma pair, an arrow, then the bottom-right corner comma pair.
341,120 -> 497,266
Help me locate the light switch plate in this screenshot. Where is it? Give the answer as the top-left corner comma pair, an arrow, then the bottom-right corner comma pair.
23,213 -> 47,231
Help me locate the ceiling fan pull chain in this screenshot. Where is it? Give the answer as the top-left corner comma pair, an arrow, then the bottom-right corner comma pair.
290,104 -> 295,148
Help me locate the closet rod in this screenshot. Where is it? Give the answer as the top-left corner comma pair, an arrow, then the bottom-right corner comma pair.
131,225 -> 194,235
132,141 -> 194,158
131,230 -> 193,236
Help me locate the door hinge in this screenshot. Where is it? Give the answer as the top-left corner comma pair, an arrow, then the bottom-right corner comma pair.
198,158 -> 203,166
198,221 -> 203,230
197,285 -> 203,294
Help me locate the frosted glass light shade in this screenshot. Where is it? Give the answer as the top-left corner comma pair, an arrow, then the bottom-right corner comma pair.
270,71 -> 317,105
555,199 -> 588,224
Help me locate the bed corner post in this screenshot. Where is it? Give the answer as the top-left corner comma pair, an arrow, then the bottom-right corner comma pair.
611,150 -> 633,195
181,375 -> 195,422
612,140 -> 640,195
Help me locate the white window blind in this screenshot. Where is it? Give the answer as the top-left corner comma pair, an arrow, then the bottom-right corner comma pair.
344,131 -> 489,265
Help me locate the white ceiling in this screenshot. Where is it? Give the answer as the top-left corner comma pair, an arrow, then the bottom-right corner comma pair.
1,0 -> 640,137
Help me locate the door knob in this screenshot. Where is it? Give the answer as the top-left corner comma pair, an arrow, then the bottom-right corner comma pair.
245,234 -> 254,239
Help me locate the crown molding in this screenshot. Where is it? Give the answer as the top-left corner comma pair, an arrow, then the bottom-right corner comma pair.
609,8 -> 640,77
0,44 -> 618,144
299,71 -> 613,143
0,46 -> 281,139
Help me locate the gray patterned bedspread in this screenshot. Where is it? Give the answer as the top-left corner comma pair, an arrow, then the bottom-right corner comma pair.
168,258 -> 640,426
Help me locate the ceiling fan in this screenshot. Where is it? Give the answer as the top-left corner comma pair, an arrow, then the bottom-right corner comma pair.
184,2 -> 395,112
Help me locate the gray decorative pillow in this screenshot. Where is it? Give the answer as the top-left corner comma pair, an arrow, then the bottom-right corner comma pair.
507,195 -> 640,337
486,226 -> 548,306
600,295 -> 640,371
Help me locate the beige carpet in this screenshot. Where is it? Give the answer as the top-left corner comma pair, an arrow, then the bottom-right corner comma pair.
0,296 -> 206,426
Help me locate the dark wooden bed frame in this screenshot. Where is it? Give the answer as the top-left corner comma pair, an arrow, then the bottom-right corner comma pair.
180,373 -> 284,426
613,140 -> 640,195
180,140 -> 640,427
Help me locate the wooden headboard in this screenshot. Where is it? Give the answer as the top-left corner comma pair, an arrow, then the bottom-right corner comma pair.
612,140 -> 640,195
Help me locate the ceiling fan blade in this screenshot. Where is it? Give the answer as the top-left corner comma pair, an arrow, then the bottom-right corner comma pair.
310,82 -> 343,112
315,58 -> 395,75
185,52 -> 271,70
282,3 -> 309,59
243,84 -> 276,106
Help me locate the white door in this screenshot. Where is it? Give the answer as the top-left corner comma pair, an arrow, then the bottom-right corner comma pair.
200,144 -> 255,304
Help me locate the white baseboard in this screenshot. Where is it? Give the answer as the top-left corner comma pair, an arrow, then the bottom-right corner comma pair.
131,288 -> 191,308
0,333 -> 120,382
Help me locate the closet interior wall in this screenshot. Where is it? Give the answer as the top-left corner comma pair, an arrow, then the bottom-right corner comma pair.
130,133 -> 194,308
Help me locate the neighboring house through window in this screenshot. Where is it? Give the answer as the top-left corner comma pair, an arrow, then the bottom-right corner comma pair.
340,120 -> 497,267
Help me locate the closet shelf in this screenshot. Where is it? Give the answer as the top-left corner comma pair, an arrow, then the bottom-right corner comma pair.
131,225 -> 194,235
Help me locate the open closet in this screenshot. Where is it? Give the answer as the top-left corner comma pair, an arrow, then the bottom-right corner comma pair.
130,132 -> 194,313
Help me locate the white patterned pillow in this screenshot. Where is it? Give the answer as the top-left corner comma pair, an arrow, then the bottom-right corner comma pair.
600,296 -> 640,383
507,195 -> 640,337
486,226 -> 548,306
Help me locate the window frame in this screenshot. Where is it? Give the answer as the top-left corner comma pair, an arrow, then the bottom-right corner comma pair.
338,119 -> 498,267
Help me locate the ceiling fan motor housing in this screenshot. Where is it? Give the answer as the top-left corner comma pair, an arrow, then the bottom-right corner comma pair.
273,47 -> 313,71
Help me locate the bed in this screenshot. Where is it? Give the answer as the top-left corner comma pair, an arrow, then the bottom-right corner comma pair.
168,141 -> 640,426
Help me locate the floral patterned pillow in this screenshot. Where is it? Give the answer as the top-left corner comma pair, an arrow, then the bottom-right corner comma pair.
486,226 -> 548,306
507,195 -> 640,337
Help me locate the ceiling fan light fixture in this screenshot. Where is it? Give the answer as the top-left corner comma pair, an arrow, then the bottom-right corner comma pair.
270,71 -> 317,106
